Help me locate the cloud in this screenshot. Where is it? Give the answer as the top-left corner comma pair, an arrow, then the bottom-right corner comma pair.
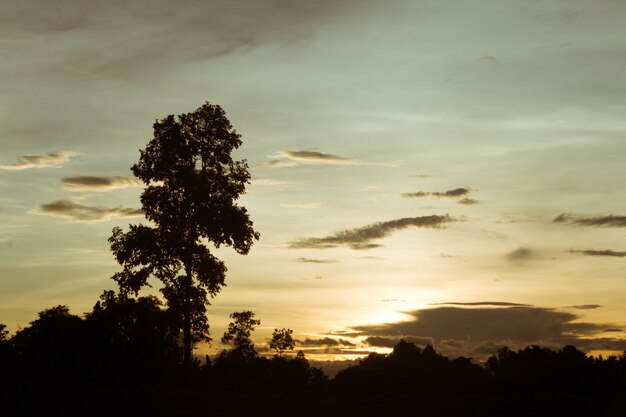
298,337 -> 355,347
402,188 -> 470,199
567,305 -> 602,310
553,213 -> 626,227
350,305 -> 625,359
288,215 -> 455,250
1,151 -> 77,170
457,197 -> 480,205
32,200 -> 143,222
364,336 -> 433,348
506,247 -> 534,262
265,150 -> 401,169
61,176 -> 142,191
281,150 -> 354,164
1,0 -> 359,81
567,249 -> 626,257
430,301 -> 533,307
296,258 -> 337,264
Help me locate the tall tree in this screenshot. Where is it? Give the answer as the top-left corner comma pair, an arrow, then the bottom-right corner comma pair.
109,102 -> 259,366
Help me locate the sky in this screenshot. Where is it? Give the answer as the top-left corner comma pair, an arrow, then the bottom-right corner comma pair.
2,0 -> 626,362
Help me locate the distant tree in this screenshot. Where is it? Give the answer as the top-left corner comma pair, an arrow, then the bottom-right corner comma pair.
109,102 -> 259,366
221,311 -> 260,361
11,306 -> 85,375
269,328 -> 295,357
86,290 -> 181,372
0,324 -> 7,341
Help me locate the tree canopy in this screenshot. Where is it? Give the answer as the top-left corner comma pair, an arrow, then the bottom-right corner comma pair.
108,102 -> 259,365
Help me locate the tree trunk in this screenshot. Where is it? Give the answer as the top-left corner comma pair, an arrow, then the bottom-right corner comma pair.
183,263 -> 192,367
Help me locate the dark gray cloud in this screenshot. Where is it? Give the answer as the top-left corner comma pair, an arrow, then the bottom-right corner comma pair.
282,150 -> 353,163
296,257 -> 337,264
506,247 -> 534,262
353,307 -> 580,343
431,301 -> 533,307
298,337 -> 355,347
364,336 -> 433,348
457,197 -> 480,205
288,215 -> 455,250
402,188 -> 470,199
265,150 -> 401,169
567,304 -> 602,310
554,213 -> 626,227
61,176 -> 141,191
568,249 -> 626,257
1,0 -> 358,80
351,305 -> 625,359
263,150 -> 355,168
353,306 -> 622,344
33,200 -> 143,222
1,151 -> 77,170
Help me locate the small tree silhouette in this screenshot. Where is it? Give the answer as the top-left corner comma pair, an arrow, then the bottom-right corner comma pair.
269,328 -> 295,357
221,311 -> 260,361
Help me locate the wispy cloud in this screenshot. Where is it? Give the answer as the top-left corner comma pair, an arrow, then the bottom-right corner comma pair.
364,336 -> 433,348
430,301 -> 533,307
567,249 -> 626,257
457,197 -> 480,205
280,150 -> 354,164
506,247 -> 535,262
61,176 -> 141,191
554,213 -> 626,227
567,305 -> 602,310
298,337 -> 355,347
289,215 -> 455,250
402,188 -> 470,199
32,200 -> 143,222
1,151 -> 77,170
264,150 -> 401,169
0,0 -> 359,81
296,258 -> 337,264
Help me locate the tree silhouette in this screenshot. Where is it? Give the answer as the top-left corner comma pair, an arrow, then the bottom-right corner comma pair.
221,311 -> 260,361
0,324 -> 7,341
109,102 -> 259,366
269,328 -> 295,356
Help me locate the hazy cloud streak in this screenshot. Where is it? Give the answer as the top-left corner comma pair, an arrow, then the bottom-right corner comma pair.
296,258 -> 337,264
61,176 -> 141,191
32,200 -> 143,222
289,215 -> 455,250
554,213 -> 626,227
1,151 -> 77,170
568,249 -> 626,257
430,301 -> 533,307
298,337 -> 355,347
402,188 -> 470,199
265,150 -> 401,169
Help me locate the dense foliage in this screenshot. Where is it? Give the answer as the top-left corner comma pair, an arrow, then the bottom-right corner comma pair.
109,102 -> 259,365
1,303 -> 625,416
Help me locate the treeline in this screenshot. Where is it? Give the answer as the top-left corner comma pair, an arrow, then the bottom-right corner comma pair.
1,297 -> 626,416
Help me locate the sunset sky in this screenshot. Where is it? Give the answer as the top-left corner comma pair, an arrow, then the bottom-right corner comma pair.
2,0 -> 626,361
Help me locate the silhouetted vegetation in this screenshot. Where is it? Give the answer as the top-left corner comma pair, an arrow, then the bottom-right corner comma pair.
109,102 -> 259,366
2,302 -> 626,416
